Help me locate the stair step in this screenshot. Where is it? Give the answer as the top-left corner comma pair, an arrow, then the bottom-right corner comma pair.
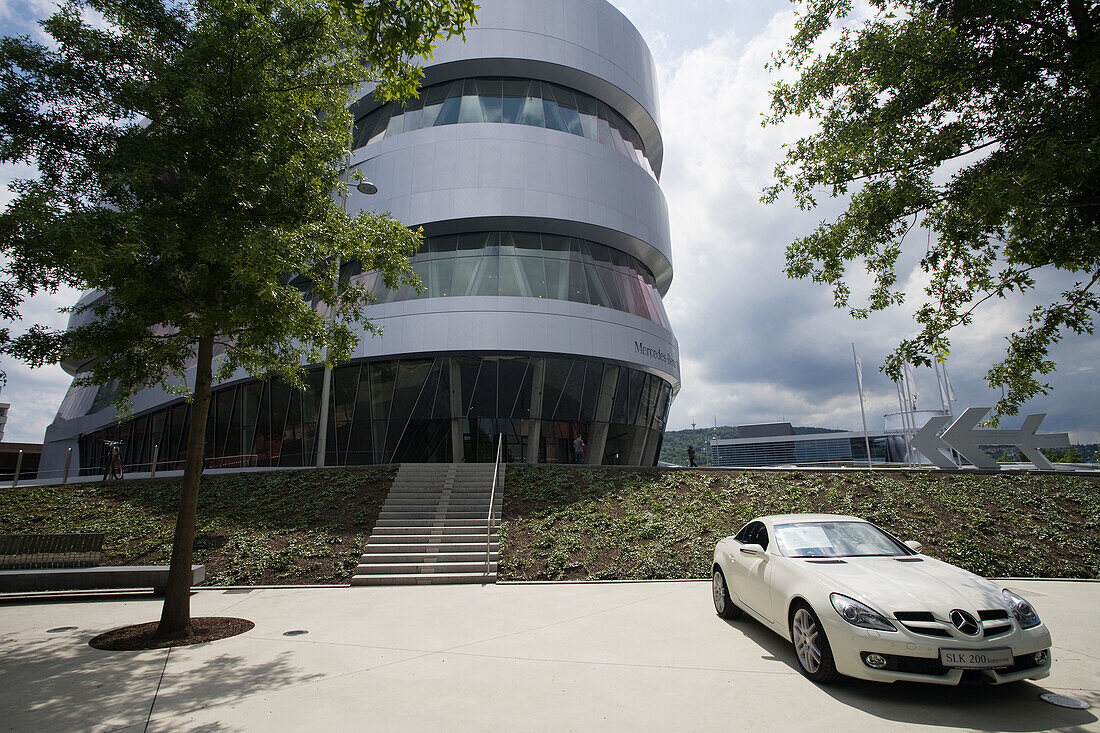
363,543 -> 499,554
378,513 -> 491,521
354,561 -> 498,574
360,552 -> 497,563
351,573 -> 492,586
368,531 -> 497,541
380,517 -> 497,521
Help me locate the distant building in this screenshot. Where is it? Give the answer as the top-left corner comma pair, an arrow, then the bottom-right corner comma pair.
0,443 -> 41,481
708,416 -> 950,468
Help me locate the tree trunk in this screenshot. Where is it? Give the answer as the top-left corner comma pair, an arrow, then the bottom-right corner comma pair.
156,334 -> 216,639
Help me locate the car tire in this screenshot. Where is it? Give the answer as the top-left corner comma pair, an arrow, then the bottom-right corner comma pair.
789,601 -> 839,683
712,567 -> 742,619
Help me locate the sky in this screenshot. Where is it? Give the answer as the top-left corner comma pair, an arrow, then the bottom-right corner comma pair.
1,0 -> 1097,445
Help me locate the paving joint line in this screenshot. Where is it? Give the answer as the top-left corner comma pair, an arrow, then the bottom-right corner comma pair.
143,646 -> 171,733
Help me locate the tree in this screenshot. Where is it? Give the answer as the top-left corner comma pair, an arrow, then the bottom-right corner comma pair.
0,0 -> 475,639
763,0 -> 1099,421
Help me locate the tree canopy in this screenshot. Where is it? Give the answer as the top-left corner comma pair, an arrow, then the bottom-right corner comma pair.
763,0 -> 1099,421
0,0 -> 476,637
1,0 -> 475,393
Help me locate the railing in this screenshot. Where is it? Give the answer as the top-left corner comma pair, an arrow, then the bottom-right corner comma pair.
485,433 -> 504,577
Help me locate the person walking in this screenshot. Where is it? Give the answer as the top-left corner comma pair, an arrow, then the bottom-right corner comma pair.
687,445 -> 697,467
573,434 -> 585,464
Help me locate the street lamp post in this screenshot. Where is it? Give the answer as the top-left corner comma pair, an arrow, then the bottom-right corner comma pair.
315,153 -> 377,468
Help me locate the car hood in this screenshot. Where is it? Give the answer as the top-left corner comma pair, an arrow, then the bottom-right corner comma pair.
797,556 -> 1007,614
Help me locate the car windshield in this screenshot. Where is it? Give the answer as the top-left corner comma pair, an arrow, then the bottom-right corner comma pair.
773,521 -> 912,558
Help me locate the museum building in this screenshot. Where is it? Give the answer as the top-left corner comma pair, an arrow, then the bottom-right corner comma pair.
38,0 -> 680,475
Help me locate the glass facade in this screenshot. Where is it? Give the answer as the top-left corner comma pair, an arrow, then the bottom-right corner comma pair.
710,436 -> 890,468
329,232 -> 670,328
354,77 -> 657,177
78,355 -> 673,474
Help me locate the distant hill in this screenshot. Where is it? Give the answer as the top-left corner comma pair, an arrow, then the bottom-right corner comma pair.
658,425 -> 846,466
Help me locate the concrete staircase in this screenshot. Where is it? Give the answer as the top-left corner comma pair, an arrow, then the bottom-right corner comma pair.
351,463 -> 503,586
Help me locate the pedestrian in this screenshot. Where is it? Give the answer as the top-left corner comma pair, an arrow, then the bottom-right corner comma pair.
574,434 -> 585,464
687,445 -> 697,467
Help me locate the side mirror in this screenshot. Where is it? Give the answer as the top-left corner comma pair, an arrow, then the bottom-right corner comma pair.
740,543 -> 766,557
904,540 -> 923,553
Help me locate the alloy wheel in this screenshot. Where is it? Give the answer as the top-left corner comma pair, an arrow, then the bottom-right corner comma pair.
792,607 -> 822,674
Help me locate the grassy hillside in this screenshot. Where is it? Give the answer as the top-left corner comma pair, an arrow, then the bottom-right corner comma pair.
6,464 -> 1098,586
498,466 -> 1100,581
0,467 -> 395,585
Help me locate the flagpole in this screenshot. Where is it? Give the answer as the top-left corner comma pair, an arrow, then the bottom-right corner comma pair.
853,344 -> 873,469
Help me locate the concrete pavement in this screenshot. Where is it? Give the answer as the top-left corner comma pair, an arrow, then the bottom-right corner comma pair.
1,580 -> 1097,732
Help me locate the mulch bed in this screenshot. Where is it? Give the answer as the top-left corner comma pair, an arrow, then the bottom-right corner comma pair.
89,617 -> 255,651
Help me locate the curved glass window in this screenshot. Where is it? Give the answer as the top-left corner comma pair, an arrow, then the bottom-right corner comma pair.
354,77 -> 656,178
347,232 -> 670,329
77,355 -> 674,470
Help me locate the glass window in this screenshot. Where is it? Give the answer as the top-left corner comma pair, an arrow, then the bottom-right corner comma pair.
352,232 -> 667,326
346,366 -> 373,464
513,231 -> 541,251
566,259 -> 589,303
543,257 -> 567,300
498,254 -> 526,296
352,77 -> 654,176
402,107 -> 423,132
434,95 -> 460,126
519,256 -> 546,298
774,521 -> 910,558
578,362 -> 603,422
386,359 -> 434,458
584,262 -> 612,307
502,78 -> 526,123
541,359 -> 572,421
451,257 -> 480,296
458,91 -> 483,123
472,251 -> 499,296
429,257 -> 454,297
384,113 -> 404,138
518,83 -> 545,127
499,358 -> 532,419
542,98 -> 568,132
476,78 -> 503,123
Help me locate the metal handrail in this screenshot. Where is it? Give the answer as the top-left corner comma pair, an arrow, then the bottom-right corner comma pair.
485,433 -> 504,577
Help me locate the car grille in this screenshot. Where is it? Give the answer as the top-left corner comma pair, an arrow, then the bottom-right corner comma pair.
863,651 -> 1044,678
893,610 -> 1015,639
864,652 -> 950,676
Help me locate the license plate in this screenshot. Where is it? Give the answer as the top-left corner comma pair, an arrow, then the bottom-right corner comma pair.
939,647 -> 1014,669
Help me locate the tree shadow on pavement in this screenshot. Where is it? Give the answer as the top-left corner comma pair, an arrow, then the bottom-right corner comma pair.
722,614 -> 1098,732
0,623 -> 323,732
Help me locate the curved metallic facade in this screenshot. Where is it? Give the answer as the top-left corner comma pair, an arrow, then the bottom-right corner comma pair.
40,0 -> 679,474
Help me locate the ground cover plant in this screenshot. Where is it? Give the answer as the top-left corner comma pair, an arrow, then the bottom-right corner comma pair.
499,466 -> 1100,581
0,467 -> 394,585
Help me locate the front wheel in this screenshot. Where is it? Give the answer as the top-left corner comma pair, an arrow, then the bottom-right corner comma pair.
712,568 -> 742,619
789,602 -> 839,683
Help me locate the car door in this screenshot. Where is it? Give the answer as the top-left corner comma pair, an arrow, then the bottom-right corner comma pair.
727,522 -> 776,622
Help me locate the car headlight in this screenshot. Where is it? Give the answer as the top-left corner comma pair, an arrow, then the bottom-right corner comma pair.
830,594 -> 897,632
1003,589 -> 1042,629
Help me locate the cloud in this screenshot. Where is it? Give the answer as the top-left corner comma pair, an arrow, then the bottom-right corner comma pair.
1,0 -> 1096,447
623,1 -> 1100,442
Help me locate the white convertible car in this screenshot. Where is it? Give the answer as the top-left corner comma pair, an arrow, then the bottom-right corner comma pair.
712,514 -> 1052,685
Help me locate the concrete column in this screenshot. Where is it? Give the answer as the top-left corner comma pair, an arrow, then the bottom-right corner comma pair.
640,431 -> 660,467
449,358 -> 465,463
585,366 -> 619,465
526,358 -> 545,464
